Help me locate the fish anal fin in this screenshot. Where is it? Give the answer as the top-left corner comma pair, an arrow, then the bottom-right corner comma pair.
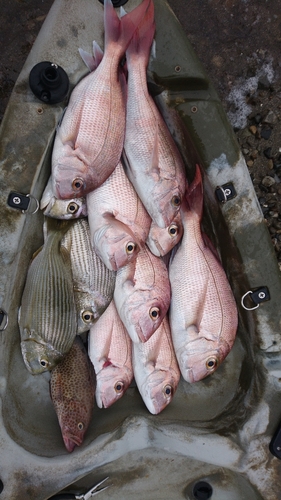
185,164 -> 203,219
78,48 -> 97,72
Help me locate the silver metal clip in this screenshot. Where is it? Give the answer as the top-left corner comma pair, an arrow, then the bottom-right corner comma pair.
241,286 -> 270,311
22,194 -> 39,214
75,477 -> 110,500
241,291 -> 259,311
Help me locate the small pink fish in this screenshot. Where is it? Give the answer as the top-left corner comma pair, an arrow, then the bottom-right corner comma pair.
114,244 -> 171,343
123,0 -> 186,228
88,301 -> 133,408
50,337 -> 96,453
52,0 -> 150,200
87,160 -> 151,271
169,165 -> 238,382
132,316 -> 180,414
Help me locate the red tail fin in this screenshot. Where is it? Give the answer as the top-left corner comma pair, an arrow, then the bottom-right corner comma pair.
104,0 -> 151,57
126,0 -> 155,67
185,164 -> 203,220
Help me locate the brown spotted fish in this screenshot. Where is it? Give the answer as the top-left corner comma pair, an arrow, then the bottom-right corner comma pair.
50,337 -> 96,453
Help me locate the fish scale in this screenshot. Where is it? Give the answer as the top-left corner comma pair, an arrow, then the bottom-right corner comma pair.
132,316 -> 180,414
123,0 -> 186,228
87,160 -> 151,243
169,165 -> 238,383
50,337 -> 96,453
62,219 -> 116,333
19,220 -> 77,373
88,300 -> 133,408
52,0 -> 151,200
114,244 -> 171,343
87,160 -> 151,271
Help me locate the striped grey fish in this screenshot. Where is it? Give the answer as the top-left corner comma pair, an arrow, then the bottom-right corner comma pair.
19,219 -> 77,374
62,219 -> 116,334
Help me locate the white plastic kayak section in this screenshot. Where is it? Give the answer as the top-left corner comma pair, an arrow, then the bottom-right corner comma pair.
0,0 -> 280,499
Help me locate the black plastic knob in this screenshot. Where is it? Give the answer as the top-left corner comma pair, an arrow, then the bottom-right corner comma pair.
29,61 -> 69,104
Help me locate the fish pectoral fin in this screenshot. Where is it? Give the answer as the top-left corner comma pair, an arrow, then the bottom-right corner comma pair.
31,245 -> 43,261
202,232 -> 221,263
149,122 -> 160,179
185,324 -> 200,340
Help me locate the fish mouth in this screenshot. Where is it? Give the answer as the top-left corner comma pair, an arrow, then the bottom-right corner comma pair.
63,433 -> 83,453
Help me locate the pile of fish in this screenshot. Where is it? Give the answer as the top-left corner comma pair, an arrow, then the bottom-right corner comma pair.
18,0 -> 238,452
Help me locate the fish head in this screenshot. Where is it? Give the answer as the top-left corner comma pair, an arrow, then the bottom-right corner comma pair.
20,333 -> 63,374
146,215 -> 183,257
139,368 -> 178,414
153,183 -> 184,228
95,365 -> 132,408
93,219 -> 140,271
53,158 -> 92,199
58,399 -> 92,452
42,196 -> 88,220
124,291 -> 170,343
178,337 -> 231,383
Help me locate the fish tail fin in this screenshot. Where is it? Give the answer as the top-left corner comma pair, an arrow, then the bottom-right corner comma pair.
79,41 -> 104,72
185,164 -> 203,220
104,0 -> 151,57
126,0 -> 155,67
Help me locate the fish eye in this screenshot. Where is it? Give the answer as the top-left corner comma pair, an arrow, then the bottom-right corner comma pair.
168,223 -> 178,237
163,384 -> 173,397
114,381 -> 124,394
77,422 -> 84,430
206,356 -> 218,371
40,358 -> 49,368
82,310 -> 94,323
149,306 -> 160,320
72,178 -> 84,191
126,241 -> 136,255
171,194 -> 181,207
67,202 -> 79,214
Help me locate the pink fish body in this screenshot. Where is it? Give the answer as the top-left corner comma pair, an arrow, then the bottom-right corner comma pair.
88,301 -> 133,408
132,316 -> 180,414
169,165 -> 238,383
50,337 -> 96,453
87,160 -> 151,271
123,0 -> 186,228
114,244 -> 171,343
52,0 -> 150,200
146,211 -> 184,257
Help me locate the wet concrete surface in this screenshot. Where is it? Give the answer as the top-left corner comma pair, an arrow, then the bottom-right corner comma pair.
1,0 -> 281,266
